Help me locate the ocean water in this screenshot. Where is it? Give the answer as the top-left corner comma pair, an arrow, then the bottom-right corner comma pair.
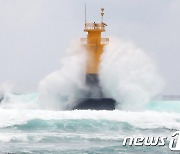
0,99 -> 180,154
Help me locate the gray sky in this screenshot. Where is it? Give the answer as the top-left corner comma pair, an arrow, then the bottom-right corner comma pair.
0,0 -> 179,94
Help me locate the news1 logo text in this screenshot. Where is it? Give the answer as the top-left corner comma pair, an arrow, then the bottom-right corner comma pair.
123,131 -> 180,151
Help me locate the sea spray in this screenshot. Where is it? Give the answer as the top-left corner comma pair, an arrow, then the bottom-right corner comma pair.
0,82 -> 15,108
0,82 -> 39,109
99,38 -> 164,111
0,38 -> 164,111
38,40 -> 87,110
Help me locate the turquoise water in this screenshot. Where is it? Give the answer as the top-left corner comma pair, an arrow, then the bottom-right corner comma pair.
0,109 -> 179,153
0,93 -> 180,153
147,100 -> 180,112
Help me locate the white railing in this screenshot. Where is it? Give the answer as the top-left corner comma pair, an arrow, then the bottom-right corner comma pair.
84,23 -> 106,31
80,38 -> 109,45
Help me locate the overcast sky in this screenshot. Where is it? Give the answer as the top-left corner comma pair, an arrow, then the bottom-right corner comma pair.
0,0 -> 180,94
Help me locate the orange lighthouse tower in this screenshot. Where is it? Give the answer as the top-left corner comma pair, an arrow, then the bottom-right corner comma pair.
73,7 -> 115,110
81,8 -> 109,89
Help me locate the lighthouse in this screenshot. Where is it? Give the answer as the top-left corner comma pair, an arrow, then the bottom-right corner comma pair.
81,8 -> 109,96
74,8 -> 116,110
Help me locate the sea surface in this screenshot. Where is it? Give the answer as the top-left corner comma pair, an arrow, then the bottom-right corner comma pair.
0,98 -> 180,154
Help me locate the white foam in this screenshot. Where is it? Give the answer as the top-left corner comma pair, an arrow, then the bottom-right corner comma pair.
0,109 -> 179,130
99,38 -> 164,111
38,40 -> 87,110
0,133 -> 29,142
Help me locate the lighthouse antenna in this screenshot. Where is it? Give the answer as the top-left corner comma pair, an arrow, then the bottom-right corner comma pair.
85,3 -> 87,24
